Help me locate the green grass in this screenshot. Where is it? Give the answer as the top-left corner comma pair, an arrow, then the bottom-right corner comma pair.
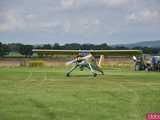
0,67 -> 160,120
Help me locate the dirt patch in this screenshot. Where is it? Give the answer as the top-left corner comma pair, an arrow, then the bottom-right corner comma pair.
0,60 -> 20,67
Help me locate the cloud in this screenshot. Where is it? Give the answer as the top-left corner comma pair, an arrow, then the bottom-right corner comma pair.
102,0 -> 129,7
0,7 -> 104,35
0,10 -> 26,32
0,0 -> 160,44
61,0 -> 77,9
60,0 -> 130,10
0,10 -> 62,33
59,17 -> 103,35
127,10 -> 160,24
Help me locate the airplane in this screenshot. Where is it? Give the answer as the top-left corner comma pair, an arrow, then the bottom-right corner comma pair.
32,49 -> 143,77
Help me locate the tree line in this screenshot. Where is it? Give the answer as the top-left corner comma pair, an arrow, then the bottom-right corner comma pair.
0,42 -> 160,57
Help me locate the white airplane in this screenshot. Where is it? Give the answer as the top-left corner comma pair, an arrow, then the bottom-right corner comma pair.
32,49 -> 142,77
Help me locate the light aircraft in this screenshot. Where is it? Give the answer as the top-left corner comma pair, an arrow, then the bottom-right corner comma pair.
32,49 -> 142,77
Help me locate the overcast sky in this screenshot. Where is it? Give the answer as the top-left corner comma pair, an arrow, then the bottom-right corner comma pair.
0,0 -> 160,45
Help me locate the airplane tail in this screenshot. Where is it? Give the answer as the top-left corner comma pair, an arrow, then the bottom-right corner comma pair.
98,55 -> 104,68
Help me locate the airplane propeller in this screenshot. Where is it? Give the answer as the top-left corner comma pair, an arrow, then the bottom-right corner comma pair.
65,59 -> 77,66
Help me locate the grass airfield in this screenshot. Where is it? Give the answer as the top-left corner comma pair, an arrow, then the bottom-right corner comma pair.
0,67 -> 160,120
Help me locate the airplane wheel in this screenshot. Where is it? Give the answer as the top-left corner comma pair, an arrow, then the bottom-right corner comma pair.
66,73 -> 70,77
93,73 -> 97,77
101,72 -> 104,75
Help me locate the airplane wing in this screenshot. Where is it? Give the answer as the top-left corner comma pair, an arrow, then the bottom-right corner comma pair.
32,49 -> 143,56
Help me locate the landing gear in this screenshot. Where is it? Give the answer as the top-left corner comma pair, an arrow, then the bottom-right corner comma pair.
66,73 -> 70,77
101,71 -> 104,75
93,73 -> 97,77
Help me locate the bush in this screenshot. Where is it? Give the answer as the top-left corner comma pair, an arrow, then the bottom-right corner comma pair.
28,61 -> 44,67
20,61 -> 27,67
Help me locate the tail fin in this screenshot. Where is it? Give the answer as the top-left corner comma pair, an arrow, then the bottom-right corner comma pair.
98,55 -> 104,68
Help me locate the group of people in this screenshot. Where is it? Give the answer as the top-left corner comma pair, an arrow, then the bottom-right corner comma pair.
133,56 -> 160,72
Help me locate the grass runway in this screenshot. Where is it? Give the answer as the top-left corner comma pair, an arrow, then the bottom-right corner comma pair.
0,67 -> 160,120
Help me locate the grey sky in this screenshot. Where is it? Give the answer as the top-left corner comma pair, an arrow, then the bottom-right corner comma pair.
0,0 -> 160,45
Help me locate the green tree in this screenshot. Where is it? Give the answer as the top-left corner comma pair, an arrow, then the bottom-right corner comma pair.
0,42 -> 10,57
53,43 -> 61,49
43,44 -> 52,49
18,45 -> 33,57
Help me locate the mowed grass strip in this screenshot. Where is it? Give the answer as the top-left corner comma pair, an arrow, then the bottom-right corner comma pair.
0,67 -> 160,120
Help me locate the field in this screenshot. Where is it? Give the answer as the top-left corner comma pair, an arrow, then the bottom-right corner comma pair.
0,66 -> 160,120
